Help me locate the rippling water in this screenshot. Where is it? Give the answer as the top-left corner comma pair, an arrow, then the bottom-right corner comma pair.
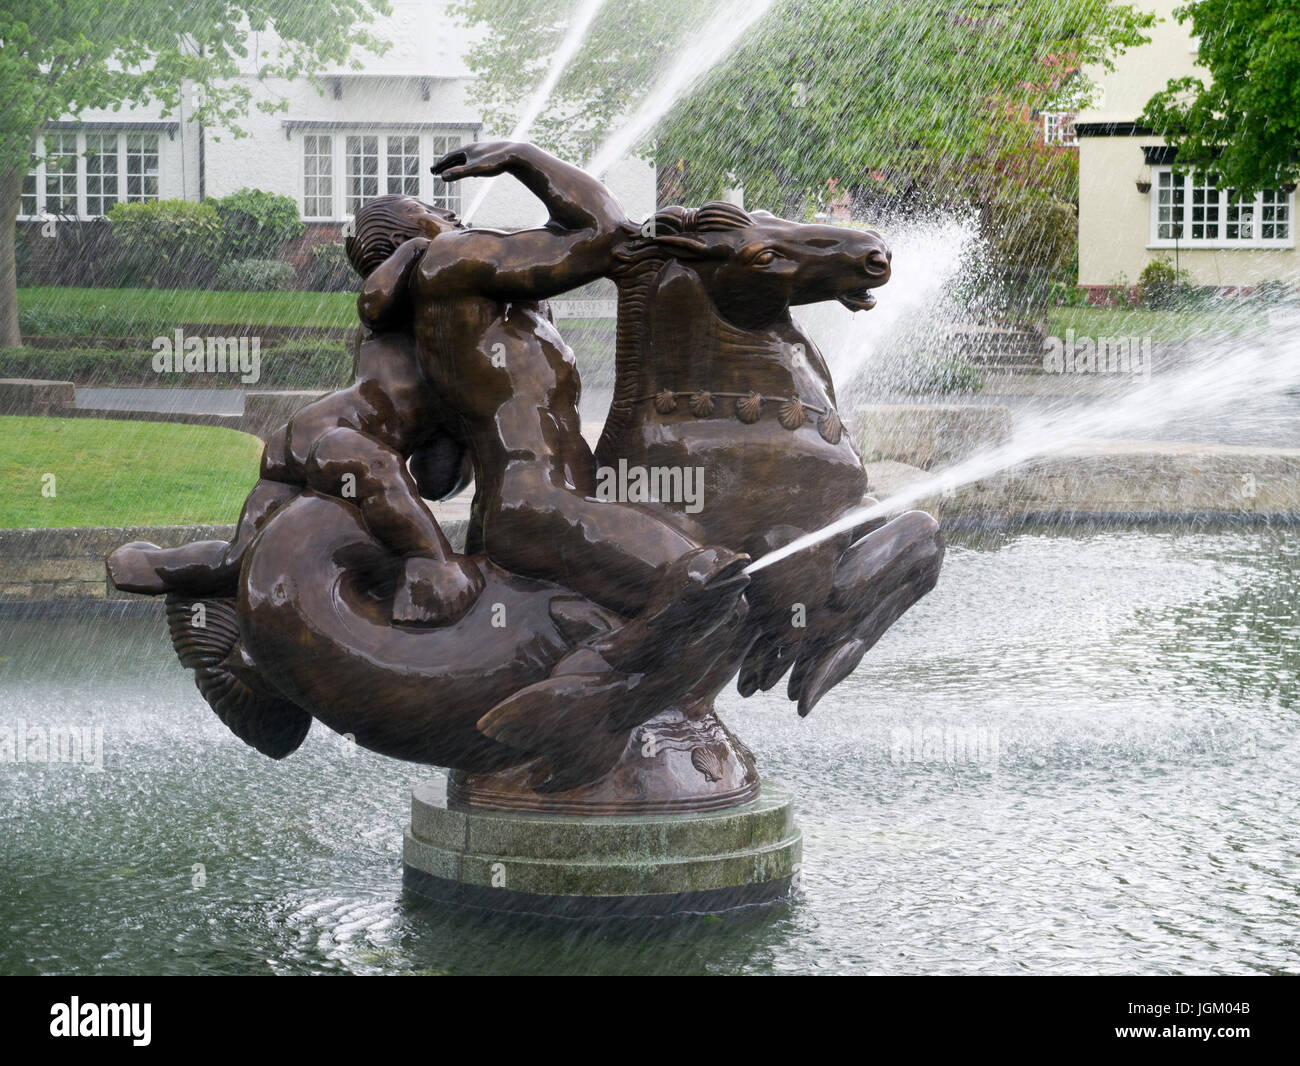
1,526 -> 1296,975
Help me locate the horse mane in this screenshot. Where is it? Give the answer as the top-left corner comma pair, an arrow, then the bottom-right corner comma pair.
598,202 -> 753,459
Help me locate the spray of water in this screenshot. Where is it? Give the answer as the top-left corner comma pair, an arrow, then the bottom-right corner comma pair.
584,0 -> 778,177
746,327 -> 1300,574
794,213 -> 983,389
462,0 -> 610,223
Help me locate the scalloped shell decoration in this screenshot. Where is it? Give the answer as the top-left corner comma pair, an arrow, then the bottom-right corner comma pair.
818,409 -> 843,444
653,389 -> 678,414
735,391 -> 763,424
687,390 -> 714,417
778,397 -> 806,431
691,744 -> 728,783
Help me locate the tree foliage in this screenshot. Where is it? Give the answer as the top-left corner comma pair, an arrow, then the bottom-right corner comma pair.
452,0 -> 1152,215
1141,0 -> 1300,196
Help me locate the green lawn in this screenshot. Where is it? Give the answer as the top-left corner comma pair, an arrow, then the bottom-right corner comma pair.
0,416 -> 261,528
18,286 -> 357,332
1046,306 -> 1270,344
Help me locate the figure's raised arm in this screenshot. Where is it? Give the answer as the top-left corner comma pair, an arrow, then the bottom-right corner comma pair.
427,141 -> 635,300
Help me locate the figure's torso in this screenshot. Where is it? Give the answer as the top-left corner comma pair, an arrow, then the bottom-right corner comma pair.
412,294 -> 594,501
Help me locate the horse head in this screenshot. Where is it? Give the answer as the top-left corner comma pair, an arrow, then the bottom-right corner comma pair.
622,202 -> 891,331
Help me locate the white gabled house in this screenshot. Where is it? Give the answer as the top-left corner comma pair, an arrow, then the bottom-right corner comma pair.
19,0 -> 654,245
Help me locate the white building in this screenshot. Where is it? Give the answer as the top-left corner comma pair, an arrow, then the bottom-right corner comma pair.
19,0 -> 655,238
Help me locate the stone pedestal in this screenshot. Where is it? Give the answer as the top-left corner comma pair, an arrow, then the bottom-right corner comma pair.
403,779 -> 801,918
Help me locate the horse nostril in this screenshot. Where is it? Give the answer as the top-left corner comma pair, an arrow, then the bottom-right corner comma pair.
865,249 -> 890,275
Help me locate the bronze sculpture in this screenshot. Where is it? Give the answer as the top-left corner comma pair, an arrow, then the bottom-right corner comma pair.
107,141 -> 943,819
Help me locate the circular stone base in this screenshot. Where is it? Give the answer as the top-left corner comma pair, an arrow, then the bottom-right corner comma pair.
403,778 -> 801,918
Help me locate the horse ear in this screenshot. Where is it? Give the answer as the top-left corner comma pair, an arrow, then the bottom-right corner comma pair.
654,233 -> 719,259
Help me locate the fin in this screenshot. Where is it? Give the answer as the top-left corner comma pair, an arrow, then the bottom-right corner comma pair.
794,638 -> 867,718
166,595 -> 312,759
738,636 -> 797,697
476,672 -> 637,793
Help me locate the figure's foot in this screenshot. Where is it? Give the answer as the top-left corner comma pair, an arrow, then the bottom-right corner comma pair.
391,555 -> 485,627
591,546 -> 750,672
107,541 -> 169,594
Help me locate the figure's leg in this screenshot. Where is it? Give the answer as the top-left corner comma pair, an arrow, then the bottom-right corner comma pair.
108,478 -> 299,595
304,426 -> 483,626
480,461 -> 748,669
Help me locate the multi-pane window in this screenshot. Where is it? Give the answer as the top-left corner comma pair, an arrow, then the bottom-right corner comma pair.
20,129 -> 162,219
1189,172 -> 1219,240
386,135 -> 420,196
1152,168 -> 1293,247
429,134 -> 464,213
20,169 -> 37,217
43,133 -> 78,215
1225,195 -> 1254,241
345,135 -> 379,214
304,130 -> 469,219
125,133 -> 159,201
1260,188 -> 1291,240
1043,112 -> 1078,147
1155,170 -> 1185,240
303,135 -> 333,219
85,133 -> 119,215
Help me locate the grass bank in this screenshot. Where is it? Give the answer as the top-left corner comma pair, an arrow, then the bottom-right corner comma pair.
0,416 -> 261,528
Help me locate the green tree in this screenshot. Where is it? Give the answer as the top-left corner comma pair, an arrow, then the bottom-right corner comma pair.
1141,0 -> 1300,197
452,0 -> 1151,215
0,1 -> 389,347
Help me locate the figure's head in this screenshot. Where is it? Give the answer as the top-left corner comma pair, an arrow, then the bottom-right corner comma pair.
345,195 -> 462,277
625,202 -> 891,329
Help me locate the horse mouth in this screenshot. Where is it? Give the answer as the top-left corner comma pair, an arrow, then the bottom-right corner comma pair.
836,288 -> 878,312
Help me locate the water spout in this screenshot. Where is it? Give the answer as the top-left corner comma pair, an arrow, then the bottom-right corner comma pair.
747,326 -> 1300,574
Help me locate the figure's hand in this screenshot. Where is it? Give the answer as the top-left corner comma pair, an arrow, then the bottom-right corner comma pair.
391,555 -> 485,627
432,140 -> 529,182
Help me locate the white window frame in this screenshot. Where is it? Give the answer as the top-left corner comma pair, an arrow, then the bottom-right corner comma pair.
1043,112 -> 1078,147
1149,166 -> 1294,249
19,130 -> 160,220
298,128 -> 471,222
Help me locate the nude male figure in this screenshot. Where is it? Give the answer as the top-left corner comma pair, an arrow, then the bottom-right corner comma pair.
355,140 -> 749,656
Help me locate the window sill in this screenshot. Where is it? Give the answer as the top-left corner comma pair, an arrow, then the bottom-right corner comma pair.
1147,243 -> 1295,252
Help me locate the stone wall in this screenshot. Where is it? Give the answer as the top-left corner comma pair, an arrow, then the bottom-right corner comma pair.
0,525 -> 235,607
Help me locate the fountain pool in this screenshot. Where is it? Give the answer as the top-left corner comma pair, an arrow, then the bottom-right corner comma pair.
2,523 -> 1295,975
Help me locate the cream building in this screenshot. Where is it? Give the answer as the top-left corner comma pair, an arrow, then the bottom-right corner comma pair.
1076,0 -> 1296,291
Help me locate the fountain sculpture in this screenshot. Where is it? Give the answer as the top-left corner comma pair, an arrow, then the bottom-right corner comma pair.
106,141 -> 944,915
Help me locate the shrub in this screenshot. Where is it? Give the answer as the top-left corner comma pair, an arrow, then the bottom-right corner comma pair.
904,354 -> 983,395
106,200 -> 222,286
1136,256 -> 1187,309
213,188 -> 304,261
302,241 -> 356,292
1048,281 -> 1090,307
214,258 -> 297,292
987,193 -> 1078,313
